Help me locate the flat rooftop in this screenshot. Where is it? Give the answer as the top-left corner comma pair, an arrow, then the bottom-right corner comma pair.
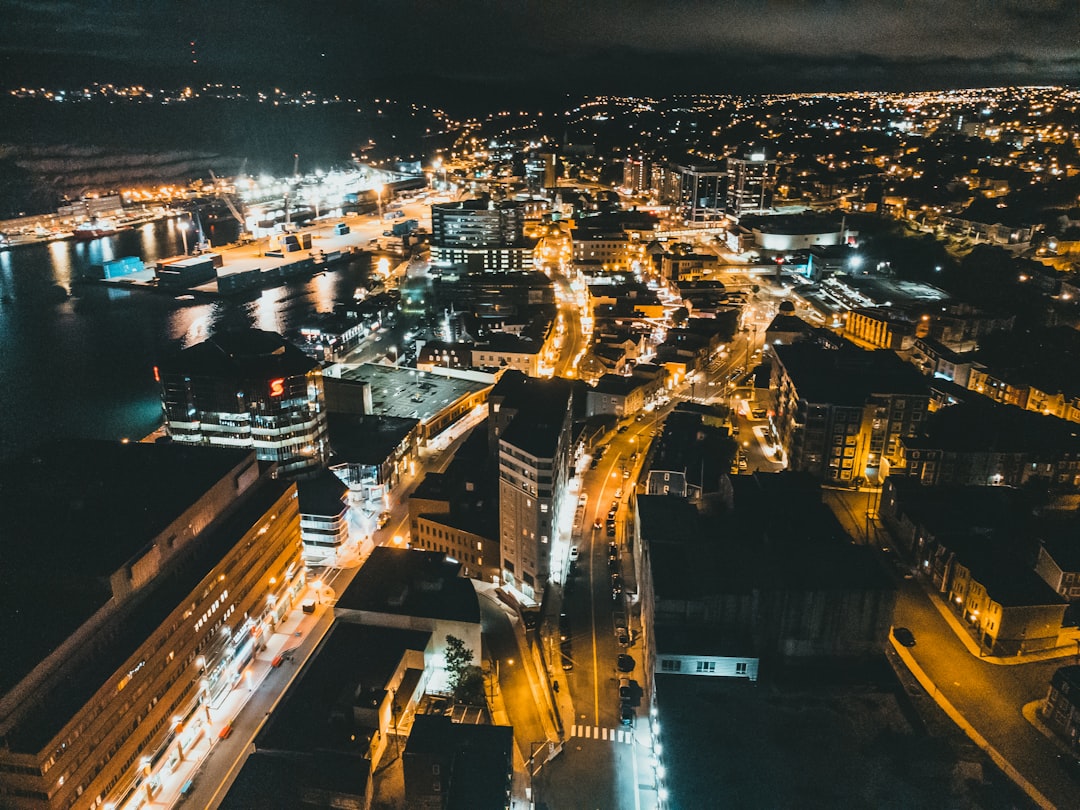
0,441 -> 256,698
257,622 -> 431,755
7,470 -> 290,752
327,413 -> 420,466
336,547 -> 481,624
327,363 -> 492,424
773,342 -> 929,406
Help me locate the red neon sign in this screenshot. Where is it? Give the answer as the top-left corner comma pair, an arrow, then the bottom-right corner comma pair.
269,378 -> 285,397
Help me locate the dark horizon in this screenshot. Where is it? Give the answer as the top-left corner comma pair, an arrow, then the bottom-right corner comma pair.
2,0 -> 1078,113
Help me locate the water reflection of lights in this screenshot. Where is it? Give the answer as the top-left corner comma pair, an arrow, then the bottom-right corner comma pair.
48,240 -> 73,285
311,272 -> 334,313
253,287 -> 286,333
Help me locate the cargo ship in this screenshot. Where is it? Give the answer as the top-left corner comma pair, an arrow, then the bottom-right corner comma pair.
73,218 -> 120,240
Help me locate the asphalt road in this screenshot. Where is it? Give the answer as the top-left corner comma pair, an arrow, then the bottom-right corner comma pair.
894,580 -> 1079,809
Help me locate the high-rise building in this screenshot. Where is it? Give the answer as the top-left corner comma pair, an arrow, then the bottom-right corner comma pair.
489,372 -> 575,603
726,149 -> 778,217
676,163 -> 725,223
0,442 -> 305,810
157,328 -> 328,476
430,198 -> 535,272
623,156 -> 651,193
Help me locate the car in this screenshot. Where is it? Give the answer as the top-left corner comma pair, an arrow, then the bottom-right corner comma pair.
619,676 -> 632,699
731,425 -> 740,435
376,512 -> 391,529
569,545 -> 579,561
612,588 -> 622,602
617,425 -> 629,434
608,557 -> 620,572
751,408 -> 767,419
611,573 -> 623,593
892,627 -> 916,647
559,613 -> 571,641
738,457 -> 748,470
623,469 -> 631,479
608,542 -> 618,558
561,651 -> 574,671
382,230 -> 393,236
614,488 -> 623,499
593,519 -> 602,530
590,459 -> 599,470
616,627 -> 630,647
619,706 -> 635,727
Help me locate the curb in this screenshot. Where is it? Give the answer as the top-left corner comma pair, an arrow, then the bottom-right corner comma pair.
891,635 -> 1056,810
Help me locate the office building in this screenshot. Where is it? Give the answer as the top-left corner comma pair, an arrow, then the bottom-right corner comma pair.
675,163 -> 725,223
726,149 -> 778,217
489,372 -> 575,603
156,328 -> 328,476
430,198 -> 536,272
623,156 -> 651,193
0,442 -> 305,810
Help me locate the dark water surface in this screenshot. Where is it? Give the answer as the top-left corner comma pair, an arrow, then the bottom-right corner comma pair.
0,219 -> 368,460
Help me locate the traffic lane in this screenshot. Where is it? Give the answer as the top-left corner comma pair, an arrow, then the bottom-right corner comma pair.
478,597 -> 547,749
896,583 -> 1077,807
539,737 -> 636,810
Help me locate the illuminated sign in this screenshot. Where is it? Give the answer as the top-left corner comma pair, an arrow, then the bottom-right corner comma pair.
269,378 -> 285,397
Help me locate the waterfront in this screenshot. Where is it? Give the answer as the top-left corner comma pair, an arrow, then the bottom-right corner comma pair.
0,218 -> 371,461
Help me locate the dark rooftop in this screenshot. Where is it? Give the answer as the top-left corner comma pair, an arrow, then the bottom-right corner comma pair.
766,313 -> 814,336
220,751 -> 371,810
157,327 -> 319,380
0,441 -> 256,698
405,715 -> 513,810
327,413 -> 420,467
648,410 -> 735,496
773,342 -> 930,406
638,472 -> 893,600
7,470 -> 290,752
951,541 -> 1067,608
593,374 -> 648,397
257,622 -> 431,755
336,547 -> 481,624
296,467 -> 348,518
905,401 -> 1080,455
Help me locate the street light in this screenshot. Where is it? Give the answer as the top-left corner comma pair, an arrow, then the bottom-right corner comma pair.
375,183 -> 384,219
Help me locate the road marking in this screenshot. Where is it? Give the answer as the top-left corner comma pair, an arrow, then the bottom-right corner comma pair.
569,725 -> 633,744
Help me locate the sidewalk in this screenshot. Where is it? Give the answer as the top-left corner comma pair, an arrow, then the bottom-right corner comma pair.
132,583 -> 330,810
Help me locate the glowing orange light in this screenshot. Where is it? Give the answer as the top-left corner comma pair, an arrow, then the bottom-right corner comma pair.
269,378 -> 285,397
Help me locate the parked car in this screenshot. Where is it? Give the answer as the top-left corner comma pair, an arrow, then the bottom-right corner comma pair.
616,627 -> 630,647
611,573 -> 623,594
620,706 -> 635,726
593,519 -> 602,530
559,613 -> 571,641
569,545 -> 579,561
892,627 -> 916,647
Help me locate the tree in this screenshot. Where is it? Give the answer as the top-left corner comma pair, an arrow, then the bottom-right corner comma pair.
444,634 -> 474,693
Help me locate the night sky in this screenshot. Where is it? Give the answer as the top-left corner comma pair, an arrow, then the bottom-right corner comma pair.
1,0 -> 1077,105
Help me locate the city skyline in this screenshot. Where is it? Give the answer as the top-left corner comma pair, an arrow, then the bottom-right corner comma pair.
0,1 -> 1077,108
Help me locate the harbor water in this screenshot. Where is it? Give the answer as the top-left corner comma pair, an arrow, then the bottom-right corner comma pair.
0,218 -> 371,461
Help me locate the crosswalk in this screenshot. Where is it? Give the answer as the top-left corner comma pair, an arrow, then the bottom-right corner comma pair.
570,724 -> 634,744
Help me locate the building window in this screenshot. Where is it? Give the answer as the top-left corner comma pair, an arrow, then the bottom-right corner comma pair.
695,660 -> 716,674
735,662 -> 747,675
661,659 -> 681,672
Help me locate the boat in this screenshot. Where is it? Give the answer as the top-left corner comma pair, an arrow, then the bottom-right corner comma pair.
73,218 -> 120,240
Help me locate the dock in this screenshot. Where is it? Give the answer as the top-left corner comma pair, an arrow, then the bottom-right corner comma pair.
86,199 -> 432,299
